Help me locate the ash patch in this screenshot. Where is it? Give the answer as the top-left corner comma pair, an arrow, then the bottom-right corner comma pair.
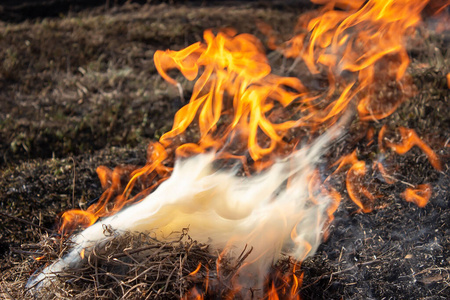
301,178 -> 450,299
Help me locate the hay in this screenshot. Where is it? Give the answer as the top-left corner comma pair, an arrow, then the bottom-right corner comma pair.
2,229 -> 222,299
2,226 -> 306,299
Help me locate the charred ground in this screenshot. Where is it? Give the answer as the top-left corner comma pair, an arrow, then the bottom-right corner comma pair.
0,1 -> 449,299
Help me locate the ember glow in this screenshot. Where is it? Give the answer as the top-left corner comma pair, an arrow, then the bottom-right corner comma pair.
28,0 -> 445,297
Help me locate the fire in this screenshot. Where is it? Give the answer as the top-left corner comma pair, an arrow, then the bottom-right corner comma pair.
380,126 -> 442,171
188,263 -> 203,277
329,151 -> 375,212
31,0 -> 447,298
402,184 -> 432,208
154,28 -> 307,160
60,0 -> 440,233
267,283 -> 280,300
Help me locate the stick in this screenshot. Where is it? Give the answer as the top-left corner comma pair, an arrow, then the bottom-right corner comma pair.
0,211 -> 54,233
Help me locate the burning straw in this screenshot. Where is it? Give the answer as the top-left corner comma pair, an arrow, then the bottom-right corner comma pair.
9,229 -> 303,299
12,229 -> 235,299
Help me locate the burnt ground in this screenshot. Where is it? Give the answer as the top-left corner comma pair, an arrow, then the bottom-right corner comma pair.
0,1 -> 449,299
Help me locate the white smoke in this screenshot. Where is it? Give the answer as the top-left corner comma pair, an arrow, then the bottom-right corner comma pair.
27,120 -> 345,292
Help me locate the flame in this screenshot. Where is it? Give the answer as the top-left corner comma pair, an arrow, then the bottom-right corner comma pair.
60,0 -> 439,234
262,260 -> 303,299
184,287 -> 203,300
154,28 -> 309,161
402,184 -> 432,207
380,126 -> 442,171
374,161 -> 397,185
267,283 -> 280,300
60,143 -> 171,232
330,151 -> 374,212
188,263 -> 202,277
47,0 -> 448,298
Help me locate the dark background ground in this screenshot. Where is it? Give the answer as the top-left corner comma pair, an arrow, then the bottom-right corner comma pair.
0,1 -> 449,299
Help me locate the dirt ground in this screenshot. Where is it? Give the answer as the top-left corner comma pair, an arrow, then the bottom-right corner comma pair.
0,1 -> 449,299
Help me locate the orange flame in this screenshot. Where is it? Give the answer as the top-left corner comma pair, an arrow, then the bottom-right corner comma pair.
267,283 -> 280,300
380,126 -> 442,171
402,184 -> 432,207
60,142 -> 171,233
262,261 -> 303,299
374,161 -> 397,185
60,0 -> 439,234
154,28 -> 309,161
329,151 -> 374,212
188,263 -> 202,277
80,248 -> 85,260
184,287 -> 204,300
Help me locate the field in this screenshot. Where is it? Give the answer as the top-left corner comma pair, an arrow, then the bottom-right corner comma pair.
0,1 -> 449,299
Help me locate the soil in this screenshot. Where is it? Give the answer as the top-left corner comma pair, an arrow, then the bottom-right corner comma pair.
0,1 -> 449,299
